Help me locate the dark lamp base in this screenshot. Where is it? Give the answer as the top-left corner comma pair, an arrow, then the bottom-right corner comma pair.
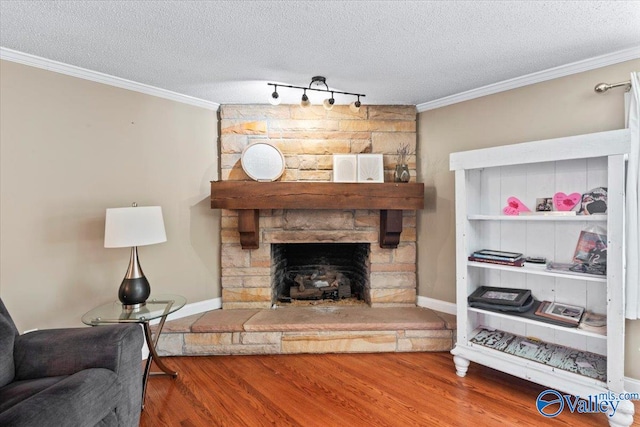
119,276 -> 151,307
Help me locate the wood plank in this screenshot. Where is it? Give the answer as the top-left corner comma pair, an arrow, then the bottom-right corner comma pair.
211,181 -> 425,210
140,352 -> 635,426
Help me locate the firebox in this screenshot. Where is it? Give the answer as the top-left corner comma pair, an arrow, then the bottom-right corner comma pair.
271,243 -> 370,306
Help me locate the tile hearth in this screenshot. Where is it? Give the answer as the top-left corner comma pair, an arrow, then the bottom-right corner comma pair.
155,306 -> 456,356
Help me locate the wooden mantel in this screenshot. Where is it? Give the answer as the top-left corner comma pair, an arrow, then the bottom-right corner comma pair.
210,181 -> 425,249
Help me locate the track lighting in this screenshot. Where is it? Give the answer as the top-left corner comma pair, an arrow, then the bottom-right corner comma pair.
269,85 -> 281,105
267,76 -> 365,110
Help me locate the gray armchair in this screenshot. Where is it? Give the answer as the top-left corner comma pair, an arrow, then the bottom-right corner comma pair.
0,298 -> 144,427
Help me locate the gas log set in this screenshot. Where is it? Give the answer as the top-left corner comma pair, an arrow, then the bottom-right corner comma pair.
288,266 -> 352,301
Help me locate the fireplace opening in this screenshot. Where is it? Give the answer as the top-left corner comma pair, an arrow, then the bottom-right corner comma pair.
271,243 -> 370,306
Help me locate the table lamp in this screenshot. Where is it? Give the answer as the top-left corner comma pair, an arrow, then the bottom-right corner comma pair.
104,203 -> 167,309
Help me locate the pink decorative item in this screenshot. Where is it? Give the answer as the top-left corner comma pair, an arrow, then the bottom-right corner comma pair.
553,192 -> 581,211
503,197 -> 531,215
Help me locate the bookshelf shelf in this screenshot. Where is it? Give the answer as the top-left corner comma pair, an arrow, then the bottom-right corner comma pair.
468,309 -> 607,339
467,261 -> 607,282
468,214 -> 607,221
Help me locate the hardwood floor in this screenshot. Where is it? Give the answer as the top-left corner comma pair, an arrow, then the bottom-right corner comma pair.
140,352 -> 638,427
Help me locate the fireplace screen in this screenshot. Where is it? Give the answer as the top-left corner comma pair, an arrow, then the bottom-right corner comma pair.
271,243 -> 370,305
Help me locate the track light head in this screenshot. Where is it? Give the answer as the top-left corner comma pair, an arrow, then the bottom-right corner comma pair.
323,92 -> 335,111
269,87 -> 281,105
349,96 -> 362,113
300,91 -> 311,108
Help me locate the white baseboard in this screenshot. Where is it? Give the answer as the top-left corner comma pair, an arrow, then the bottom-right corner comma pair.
624,376 -> 640,395
417,296 -> 456,315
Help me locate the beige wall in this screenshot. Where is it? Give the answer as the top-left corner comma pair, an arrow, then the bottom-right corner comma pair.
2,55 -> 638,377
416,59 -> 640,378
0,60 -> 220,331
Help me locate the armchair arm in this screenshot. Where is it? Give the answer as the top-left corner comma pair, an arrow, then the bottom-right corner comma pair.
13,323 -> 143,380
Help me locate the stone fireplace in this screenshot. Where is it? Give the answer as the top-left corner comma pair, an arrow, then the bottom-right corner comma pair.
217,104 -> 418,310
154,104 -> 455,358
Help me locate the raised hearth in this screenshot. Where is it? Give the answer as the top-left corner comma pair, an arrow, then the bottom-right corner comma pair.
155,306 -> 456,356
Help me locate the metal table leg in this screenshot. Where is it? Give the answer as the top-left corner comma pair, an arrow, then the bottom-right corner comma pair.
140,314 -> 178,410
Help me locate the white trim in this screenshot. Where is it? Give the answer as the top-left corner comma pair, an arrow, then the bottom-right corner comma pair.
149,297 -> 221,326
417,296 -> 456,315
417,46 -> 640,112
450,129 -> 631,171
4,45 -> 637,114
0,47 -> 220,111
624,377 -> 640,395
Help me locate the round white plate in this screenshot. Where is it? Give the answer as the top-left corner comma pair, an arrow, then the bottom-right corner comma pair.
241,142 -> 285,181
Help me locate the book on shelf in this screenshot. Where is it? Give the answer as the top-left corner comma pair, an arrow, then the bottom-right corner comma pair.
471,249 -> 523,262
578,311 -> 607,335
545,262 -> 605,277
468,256 -> 525,267
535,301 -> 585,325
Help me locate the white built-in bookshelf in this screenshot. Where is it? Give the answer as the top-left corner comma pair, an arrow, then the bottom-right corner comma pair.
449,129 -> 634,427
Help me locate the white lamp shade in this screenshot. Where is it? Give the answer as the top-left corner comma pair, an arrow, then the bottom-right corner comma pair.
104,206 -> 167,248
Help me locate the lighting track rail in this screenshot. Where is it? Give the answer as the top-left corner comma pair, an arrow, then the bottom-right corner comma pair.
268,76 -> 365,112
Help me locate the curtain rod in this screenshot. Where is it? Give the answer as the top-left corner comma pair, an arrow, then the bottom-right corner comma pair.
594,80 -> 632,93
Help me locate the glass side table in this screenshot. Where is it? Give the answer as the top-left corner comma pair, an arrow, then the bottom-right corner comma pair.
82,294 -> 186,409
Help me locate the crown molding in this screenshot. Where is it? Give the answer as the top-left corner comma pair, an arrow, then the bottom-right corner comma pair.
417,46 -> 640,112
3,45 -> 637,113
0,47 -> 220,111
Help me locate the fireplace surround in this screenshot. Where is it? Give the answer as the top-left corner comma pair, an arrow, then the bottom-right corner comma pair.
216,104 -> 420,309
155,105 -> 456,358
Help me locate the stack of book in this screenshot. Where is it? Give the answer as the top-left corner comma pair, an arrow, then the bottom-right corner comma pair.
468,249 -> 524,267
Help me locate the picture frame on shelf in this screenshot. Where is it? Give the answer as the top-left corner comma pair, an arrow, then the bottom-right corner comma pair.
535,197 -> 553,212
535,301 -> 585,325
332,154 -> 357,182
357,154 -> 384,183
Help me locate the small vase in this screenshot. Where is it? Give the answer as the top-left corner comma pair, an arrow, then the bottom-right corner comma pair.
394,164 -> 410,182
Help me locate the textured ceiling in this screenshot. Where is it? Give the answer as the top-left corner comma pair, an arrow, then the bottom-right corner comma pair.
1,1 -> 639,106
